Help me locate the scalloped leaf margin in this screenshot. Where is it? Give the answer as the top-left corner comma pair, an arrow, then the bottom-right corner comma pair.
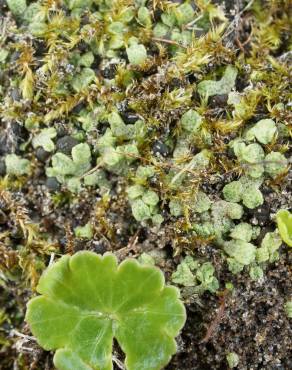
25,251 -> 186,370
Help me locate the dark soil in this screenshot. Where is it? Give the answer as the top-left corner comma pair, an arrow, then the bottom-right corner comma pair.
0,0 -> 292,369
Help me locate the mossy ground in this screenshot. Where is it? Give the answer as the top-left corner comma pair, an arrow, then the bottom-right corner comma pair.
0,0 -> 291,369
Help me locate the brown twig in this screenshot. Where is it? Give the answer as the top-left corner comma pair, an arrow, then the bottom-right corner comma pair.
152,37 -> 187,49
200,289 -> 229,344
115,229 -> 140,260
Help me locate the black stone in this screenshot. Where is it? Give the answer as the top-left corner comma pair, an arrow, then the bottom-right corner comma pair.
152,140 -> 170,157
77,40 -> 88,53
56,136 -> 79,155
72,102 -> 86,114
100,64 -> 117,79
91,55 -> 101,70
46,177 -> 61,192
35,147 -> 51,162
120,111 -> 139,124
0,159 -> 6,176
11,122 -> 28,140
56,125 -> 67,138
92,240 -> 108,254
209,94 -> 228,108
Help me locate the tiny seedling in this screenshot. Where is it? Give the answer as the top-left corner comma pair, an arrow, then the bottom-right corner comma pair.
26,251 -> 186,370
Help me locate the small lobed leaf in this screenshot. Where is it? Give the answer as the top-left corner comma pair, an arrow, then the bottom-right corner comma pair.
126,44 -> 147,65
224,240 -> 256,265
264,151 -> 288,178
6,0 -> 27,18
71,68 -> 96,92
32,128 -> 57,152
245,119 -> 277,144
181,109 -> 202,133
5,154 -> 31,176
26,252 -> 186,370
131,198 -> 151,221
197,65 -> 237,97
242,186 -> 263,209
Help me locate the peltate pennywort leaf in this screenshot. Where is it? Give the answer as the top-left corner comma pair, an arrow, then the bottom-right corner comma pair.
25,252 -> 186,370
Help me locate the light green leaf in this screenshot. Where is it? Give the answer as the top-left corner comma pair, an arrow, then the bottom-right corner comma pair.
142,190 -> 159,206
127,185 -> 145,199
84,170 -> 109,188
32,128 -> 57,152
198,65 -> 238,97
136,165 -> 155,179
276,209 -> 292,247
284,301 -> 292,318
26,252 -> 186,370
131,199 -> 151,221
174,3 -> 195,25
71,68 -> 96,92
138,6 -> 152,27
245,119 -> 277,144
50,153 -> 76,176
72,143 -> 91,166
227,257 -> 244,274
230,223 -> 253,242
66,177 -> 82,193
195,262 -> 219,293
264,152 -> 288,178
97,129 -> 116,153
151,213 -> 164,226
249,265 -> 263,280
6,0 -> 27,17
223,181 -> 243,203
241,143 -> 265,164
172,261 -> 195,287
78,52 -> 94,67
169,200 -> 183,217
191,191 -> 212,213
242,186 -> 263,209
0,49 -> 9,63
224,240 -> 256,265
181,109 -> 202,133
126,44 -> 147,65
74,223 -> 93,239
103,147 -> 123,167
5,154 -> 31,176
226,352 -> 239,368
108,112 -> 128,137
153,22 -> 169,37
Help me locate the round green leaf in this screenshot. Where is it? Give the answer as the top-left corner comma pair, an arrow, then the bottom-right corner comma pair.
26,252 -> 186,370
276,209 -> 292,247
126,44 -> 147,65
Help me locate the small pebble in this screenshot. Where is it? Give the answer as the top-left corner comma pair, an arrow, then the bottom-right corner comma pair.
152,140 -> 170,157
120,111 -> 139,124
35,147 -> 51,162
0,159 -> 6,176
209,94 -> 228,108
46,177 -> 61,192
56,135 -> 79,155
100,64 -> 117,79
